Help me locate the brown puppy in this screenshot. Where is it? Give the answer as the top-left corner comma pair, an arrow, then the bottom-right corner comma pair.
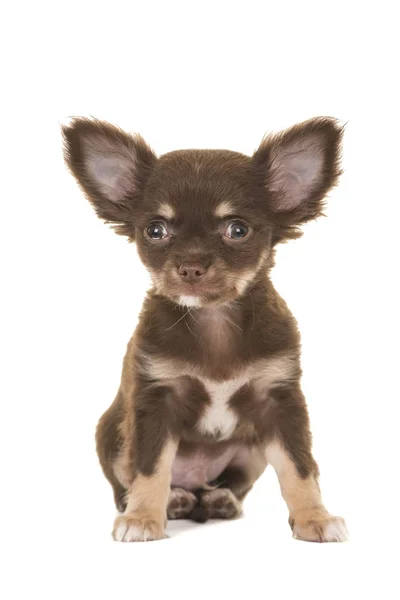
62,117 -> 347,543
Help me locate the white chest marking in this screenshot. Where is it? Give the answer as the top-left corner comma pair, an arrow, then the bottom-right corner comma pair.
138,352 -> 298,441
197,376 -> 247,439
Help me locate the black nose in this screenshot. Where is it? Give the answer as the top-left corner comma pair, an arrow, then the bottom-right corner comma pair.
178,262 -> 207,283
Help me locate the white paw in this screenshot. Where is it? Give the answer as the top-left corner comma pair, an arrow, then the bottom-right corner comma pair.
112,515 -> 165,542
292,514 -> 348,543
322,518 -> 349,542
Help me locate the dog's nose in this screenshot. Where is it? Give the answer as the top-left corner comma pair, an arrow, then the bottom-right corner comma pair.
178,262 -> 207,283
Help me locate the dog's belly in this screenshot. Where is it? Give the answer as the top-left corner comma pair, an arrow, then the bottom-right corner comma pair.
171,443 -> 247,489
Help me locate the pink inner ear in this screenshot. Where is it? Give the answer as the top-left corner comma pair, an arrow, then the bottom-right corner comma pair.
79,131 -> 138,204
87,154 -> 134,204
269,143 -> 324,212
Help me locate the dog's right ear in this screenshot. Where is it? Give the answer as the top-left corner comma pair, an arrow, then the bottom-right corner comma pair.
252,117 -> 343,243
62,118 -> 156,239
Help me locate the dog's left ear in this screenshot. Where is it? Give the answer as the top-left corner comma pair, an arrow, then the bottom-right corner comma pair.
253,117 -> 343,239
62,118 -> 157,239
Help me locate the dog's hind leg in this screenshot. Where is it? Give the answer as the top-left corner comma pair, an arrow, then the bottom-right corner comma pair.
190,445 -> 268,522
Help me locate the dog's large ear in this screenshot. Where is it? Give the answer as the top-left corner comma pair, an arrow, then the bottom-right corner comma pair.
62,118 -> 156,239
252,117 -> 343,241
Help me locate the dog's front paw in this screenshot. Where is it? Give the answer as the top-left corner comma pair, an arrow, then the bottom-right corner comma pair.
290,509 -> 348,543
112,514 -> 165,542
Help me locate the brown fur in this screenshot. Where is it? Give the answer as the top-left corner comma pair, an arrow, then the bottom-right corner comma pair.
62,116 -> 347,542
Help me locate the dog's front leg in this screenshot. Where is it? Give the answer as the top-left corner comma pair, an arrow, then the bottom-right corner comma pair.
266,385 -> 348,543
112,384 -> 178,542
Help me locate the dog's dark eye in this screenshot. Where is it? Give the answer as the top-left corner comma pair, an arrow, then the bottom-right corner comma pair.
224,221 -> 249,240
146,222 -> 168,240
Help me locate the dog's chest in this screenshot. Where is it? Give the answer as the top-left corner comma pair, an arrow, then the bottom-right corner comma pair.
196,374 -> 249,439
140,352 -> 297,440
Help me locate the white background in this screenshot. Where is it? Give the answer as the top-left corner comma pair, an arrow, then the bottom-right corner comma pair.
1,1 -> 399,598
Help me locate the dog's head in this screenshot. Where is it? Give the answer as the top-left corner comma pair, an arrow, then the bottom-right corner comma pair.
63,117 -> 342,307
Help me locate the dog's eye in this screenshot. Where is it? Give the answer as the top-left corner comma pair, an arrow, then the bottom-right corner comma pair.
146,222 -> 168,240
224,221 -> 249,240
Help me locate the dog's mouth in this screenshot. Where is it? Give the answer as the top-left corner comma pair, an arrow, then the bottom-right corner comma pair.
150,266 -> 257,307
169,280 -> 247,307
177,282 -> 211,297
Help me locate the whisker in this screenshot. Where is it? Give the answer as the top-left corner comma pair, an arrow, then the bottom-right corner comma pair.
166,309 -> 190,330
188,308 -> 200,323
216,309 -> 243,331
185,319 -> 196,337
229,299 -> 241,308
250,291 -> 255,331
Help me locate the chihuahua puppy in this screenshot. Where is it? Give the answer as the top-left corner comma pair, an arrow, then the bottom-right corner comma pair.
62,117 -> 347,543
